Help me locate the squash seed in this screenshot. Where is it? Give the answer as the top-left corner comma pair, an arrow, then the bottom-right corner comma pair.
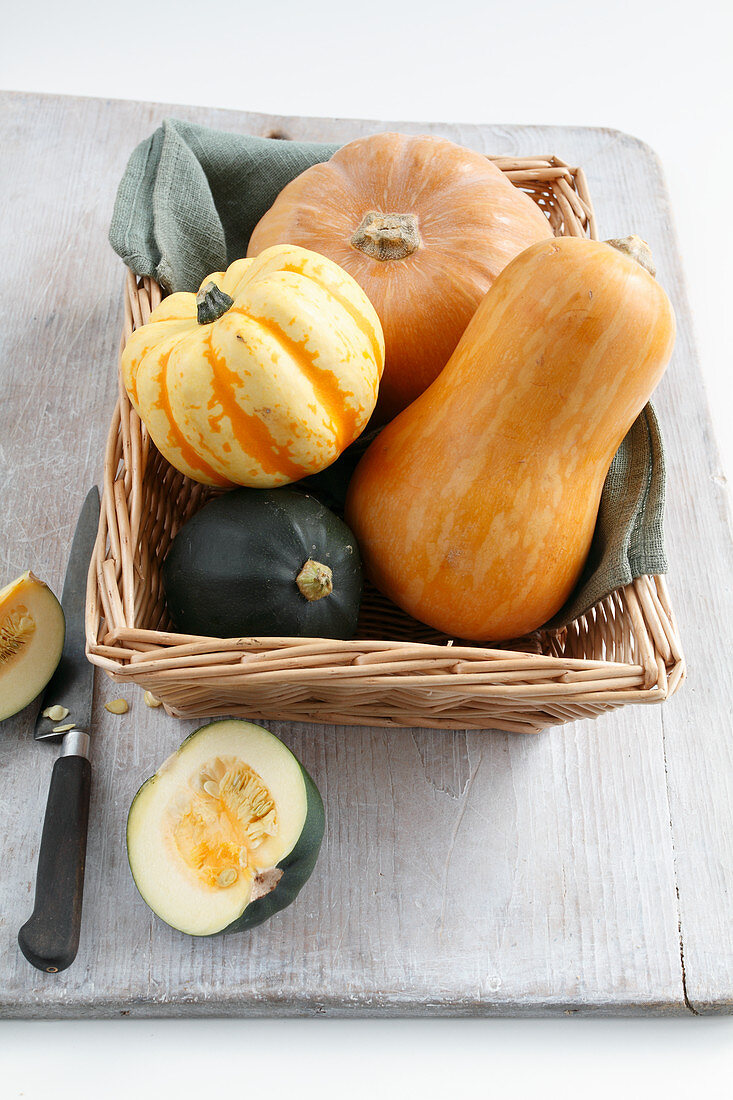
172,757 -> 278,889
0,607 -> 36,663
143,691 -> 162,708
52,722 -> 75,733
43,705 -> 69,722
105,698 -> 129,715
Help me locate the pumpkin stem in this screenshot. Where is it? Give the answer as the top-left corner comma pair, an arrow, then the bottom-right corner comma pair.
196,282 -> 235,324
351,212 -> 421,261
605,235 -> 656,278
296,559 -> 333,602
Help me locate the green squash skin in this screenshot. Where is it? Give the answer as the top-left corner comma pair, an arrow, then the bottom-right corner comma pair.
222,761 -> 324,935
296,426 -> 382,517
126,720 -> 325,937
162,487 -> 363,640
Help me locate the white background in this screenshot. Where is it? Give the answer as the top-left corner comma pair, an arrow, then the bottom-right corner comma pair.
2,0 -> 732,1095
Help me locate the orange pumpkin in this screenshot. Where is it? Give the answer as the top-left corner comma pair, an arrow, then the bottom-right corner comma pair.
247,132 -> 553,421
345,236 -> 676,641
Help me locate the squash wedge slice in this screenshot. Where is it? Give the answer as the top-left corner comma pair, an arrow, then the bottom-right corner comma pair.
0,572 -> 65,722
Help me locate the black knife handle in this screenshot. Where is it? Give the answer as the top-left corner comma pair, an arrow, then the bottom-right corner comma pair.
18,752 -> 92,973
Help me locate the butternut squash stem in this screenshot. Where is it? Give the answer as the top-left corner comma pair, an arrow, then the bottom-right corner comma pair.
605,235 -> 656,278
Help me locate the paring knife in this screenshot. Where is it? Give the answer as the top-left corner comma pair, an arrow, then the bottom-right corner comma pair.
18,486 -> 100,974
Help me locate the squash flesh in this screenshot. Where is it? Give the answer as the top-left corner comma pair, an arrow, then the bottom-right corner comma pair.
127,720 -> 311,936
0,572 -> 65,722
170,757 -> 279,890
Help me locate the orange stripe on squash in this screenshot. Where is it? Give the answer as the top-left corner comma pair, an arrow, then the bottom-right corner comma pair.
245,313 -> 360,455
202,328 -> 304,483
156,346 -> 233,487
274,262 -> 385,376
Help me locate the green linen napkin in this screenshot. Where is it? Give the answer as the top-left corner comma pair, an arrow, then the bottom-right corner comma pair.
109,118 -> 668,632
110,118 -> 338,292
547,404 -> 666,629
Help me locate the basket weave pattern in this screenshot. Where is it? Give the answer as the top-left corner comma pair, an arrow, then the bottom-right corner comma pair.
86,154 -> 685,732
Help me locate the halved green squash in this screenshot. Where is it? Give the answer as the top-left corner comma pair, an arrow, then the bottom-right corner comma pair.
0,572 -> 65,722
126,719 -> 325,936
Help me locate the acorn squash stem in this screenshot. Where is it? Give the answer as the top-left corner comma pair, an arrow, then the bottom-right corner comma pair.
296,559 -> 333,602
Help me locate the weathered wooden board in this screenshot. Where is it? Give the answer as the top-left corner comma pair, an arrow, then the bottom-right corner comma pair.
0,91 -> 730,1017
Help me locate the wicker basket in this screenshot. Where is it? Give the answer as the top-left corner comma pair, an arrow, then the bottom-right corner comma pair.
86,153 -> 685,733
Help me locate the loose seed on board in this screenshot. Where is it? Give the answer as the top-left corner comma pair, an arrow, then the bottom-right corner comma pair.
143,691 -> 162,708
43,705 -> 69,722
105,698 -> 129,715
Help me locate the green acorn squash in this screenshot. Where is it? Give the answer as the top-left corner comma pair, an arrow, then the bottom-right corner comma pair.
162,487 -> 363,639
126,719 -> 325,936
296,427 -> 381,516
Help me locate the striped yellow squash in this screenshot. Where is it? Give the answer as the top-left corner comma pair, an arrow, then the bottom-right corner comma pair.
121,245 -> 385,487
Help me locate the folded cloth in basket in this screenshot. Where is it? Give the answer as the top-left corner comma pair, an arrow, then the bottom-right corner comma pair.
108,118 -> 668,633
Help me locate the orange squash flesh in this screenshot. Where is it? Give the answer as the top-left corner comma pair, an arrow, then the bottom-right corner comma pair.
344,236 -> 676,642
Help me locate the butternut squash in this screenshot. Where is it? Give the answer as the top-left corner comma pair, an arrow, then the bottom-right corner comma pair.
345,236 -> 676,641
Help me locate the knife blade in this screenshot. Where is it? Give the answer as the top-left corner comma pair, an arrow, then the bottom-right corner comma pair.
18,486 -> 100,973
33,488 -> 98,742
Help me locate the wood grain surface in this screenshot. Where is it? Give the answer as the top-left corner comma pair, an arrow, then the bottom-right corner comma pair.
0,90 -> 731,1017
